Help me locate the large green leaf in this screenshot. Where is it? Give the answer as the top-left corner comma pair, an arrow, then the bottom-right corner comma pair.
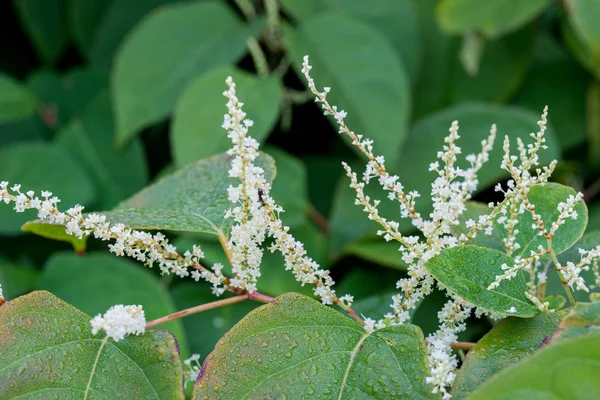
0,290 -> 184,399
468,333 -> 600,399
281,0 -> 421,83
15,0 -> 69,64
452,313 -> 560,398
499,183 -> 588,258
567,0 -> 600,62
193,293 -> 437,399
436,0 -> 549,37
412,0 -> 460,118
100,152 -> 275,234
67,0 -> 112,53
448,24 -> 535,104
88,0 -> 190,71
171,67 -> 282,167
512,40 -> 590,150
284,12 -> 411,166
112,1 -> 253,146
0,142 -> 95,235
36,252 -> 188,356
425,245 -> 538,317
0,73 -> 38,124
456,184 -> 588,259
56,91 -> 149,209
329,103 -> 560,254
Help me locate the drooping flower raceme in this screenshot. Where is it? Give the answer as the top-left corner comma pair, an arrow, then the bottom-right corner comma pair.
90,304 -> 146,342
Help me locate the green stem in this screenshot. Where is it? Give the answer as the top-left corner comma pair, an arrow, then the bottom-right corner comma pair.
247,38 -> 269,77
264,0 -> 281,43
234,0 -> 256,20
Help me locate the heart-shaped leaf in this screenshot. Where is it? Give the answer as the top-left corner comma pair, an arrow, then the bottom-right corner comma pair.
112,1 -> 255,146
452,313 -> 560,398
193,293 -> 437,399
284,12 -> 410,166
0,290 -> 184,399
171,67 -> 282,167
425,245 -> 538,317
100,152 -> 275,234
436,0 -> 550,37
37,252 -> 189,355
468,333 -> 600,399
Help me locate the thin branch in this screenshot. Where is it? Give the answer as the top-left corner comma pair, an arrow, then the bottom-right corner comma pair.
146,294 -> 250,329
450,341 -> 476,351
308,205 -> 330,237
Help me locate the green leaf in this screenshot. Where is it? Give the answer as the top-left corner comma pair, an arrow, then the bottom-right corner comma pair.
36,252 -> 188,356
553,301 -> 600,342
112,1 -> 253,146
501,183 -> 588,257
567,0 -> 600,62
425,245 -> 538,317
15,0 -> 69,64
100,152 -> 275,235
0,142 -> 95,235
21,220 -> 88,252
279,0 -> 321,21
448,24 -> 536,104
56,91 -> 149,209
412,0 -> 460,118
344,239 -> 408,270
284,12 -> 411,166
0,259 -> 39,300
468,333 -> 600,399
193,293 -> 437,399
172,283 -> 260,357
456,184 -> 588,259
67,0 -> 112,53
171,67 -> 282,167
88,0 -> 189,72
436,0 -> 550,37
452,313 -> 560,398
0,290 -> 184,399
512,43 -> 589,150
0,73 -> 38,124
330,103 -> 560,254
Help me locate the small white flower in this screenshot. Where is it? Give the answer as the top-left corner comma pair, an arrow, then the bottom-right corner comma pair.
506,307 -> 517,313
90,304 -> 146,342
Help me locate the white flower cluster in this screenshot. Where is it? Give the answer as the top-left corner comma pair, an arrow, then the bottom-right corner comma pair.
0,181 -> 228,297
299,55 -> 593,397
221,76 -> 343,306
183,353 -> 202,387
426,299 -> 472,400
90,304 -> 146,342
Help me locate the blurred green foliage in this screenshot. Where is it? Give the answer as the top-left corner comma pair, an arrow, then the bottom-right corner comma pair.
2,0 -> 600,371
